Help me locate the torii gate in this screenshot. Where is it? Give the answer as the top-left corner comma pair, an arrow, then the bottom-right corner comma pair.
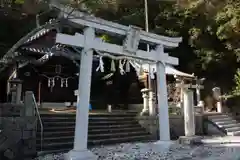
51,2 -> 182,160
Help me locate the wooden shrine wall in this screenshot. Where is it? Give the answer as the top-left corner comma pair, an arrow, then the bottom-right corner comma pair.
17,56 -> 144,107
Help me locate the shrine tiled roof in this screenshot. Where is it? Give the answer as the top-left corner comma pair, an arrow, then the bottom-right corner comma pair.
0,19 -> 59,73
21,46 -> 52,54
23,28 -> 51,45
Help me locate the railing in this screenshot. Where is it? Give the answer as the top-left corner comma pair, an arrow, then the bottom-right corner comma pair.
31,93 -> 43,151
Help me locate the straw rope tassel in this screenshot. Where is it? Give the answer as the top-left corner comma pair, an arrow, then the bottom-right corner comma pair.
111,59 -> 116,72
150,65 -> 155,79
139,64 -> 144,75
96,56 -> 104,72
119,60 -> 125,75
99,56 -> 104,72
125,60 -> 130,72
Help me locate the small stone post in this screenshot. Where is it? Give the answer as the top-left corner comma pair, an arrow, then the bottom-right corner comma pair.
141,88 -> 149,115
107,104 -> 112,113
212,87 -> 222,113
216,102 -> 222,113
195,78 -> 205,106
183,89 -> 195,136
197,101 -> 205,114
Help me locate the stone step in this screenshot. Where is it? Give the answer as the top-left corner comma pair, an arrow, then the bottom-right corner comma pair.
36,135 -> 152,151
215,120 -> 238,126
208,114 -> 229,119
40,114 -> 76,117
37,149 -> 71,156
89,127 -> 145,134
40,113 -> 137,118
227,130 -> 240,136
41,121 -> 75,127
37,127 -> 145,137
42,120 -> 138,127
37,136 -> 74,143
90,120 -> 139,125
88,131 -> 149,140
218,123 -> 240,129
37,131 -> 149,143
88,135 -> 152,146
38,124 -> 141,131
210,117 -> 234,122
225,126 -> 240,132
36,141 -> 73,151
40,116 -> 136,122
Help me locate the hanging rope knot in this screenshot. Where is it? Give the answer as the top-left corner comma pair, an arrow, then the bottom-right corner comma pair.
96,56 -> 104,72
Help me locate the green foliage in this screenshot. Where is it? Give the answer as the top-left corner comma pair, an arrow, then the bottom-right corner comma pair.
100,35 -> 111,43
14,0 -> 25,4
232,69 -> 240,96
1,0 -> 240,93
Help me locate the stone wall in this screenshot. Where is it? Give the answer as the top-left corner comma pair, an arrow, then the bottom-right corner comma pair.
0,92 -> 37,159
137,114 -> 204,140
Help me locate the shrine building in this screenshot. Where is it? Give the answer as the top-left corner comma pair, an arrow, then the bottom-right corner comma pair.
0,19 -> 194,110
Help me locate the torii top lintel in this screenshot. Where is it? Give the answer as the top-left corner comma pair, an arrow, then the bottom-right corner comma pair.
50,1 -> 182,48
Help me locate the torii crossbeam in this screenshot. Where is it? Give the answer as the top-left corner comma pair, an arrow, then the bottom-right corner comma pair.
51,1 -> 182,160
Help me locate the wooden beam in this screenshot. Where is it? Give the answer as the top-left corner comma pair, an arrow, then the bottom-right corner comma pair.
56,33 -> 179,65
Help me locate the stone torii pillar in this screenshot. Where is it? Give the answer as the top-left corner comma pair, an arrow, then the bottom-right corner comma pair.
156,45 -> 171,140
67,27 -> 97,160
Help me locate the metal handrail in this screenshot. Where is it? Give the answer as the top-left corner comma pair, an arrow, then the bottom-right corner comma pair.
32,93 -> 43,151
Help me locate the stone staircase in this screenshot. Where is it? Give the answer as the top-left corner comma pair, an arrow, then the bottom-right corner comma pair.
206,113 -> 240,136
37,111 -> 153,154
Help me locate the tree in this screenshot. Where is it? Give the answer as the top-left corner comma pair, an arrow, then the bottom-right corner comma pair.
1,0 -> 240,94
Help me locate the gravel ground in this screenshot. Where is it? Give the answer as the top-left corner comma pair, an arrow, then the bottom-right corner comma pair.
35,141 -> 240,160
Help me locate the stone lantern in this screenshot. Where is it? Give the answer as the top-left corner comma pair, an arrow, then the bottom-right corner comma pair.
8,78 -> 23,104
